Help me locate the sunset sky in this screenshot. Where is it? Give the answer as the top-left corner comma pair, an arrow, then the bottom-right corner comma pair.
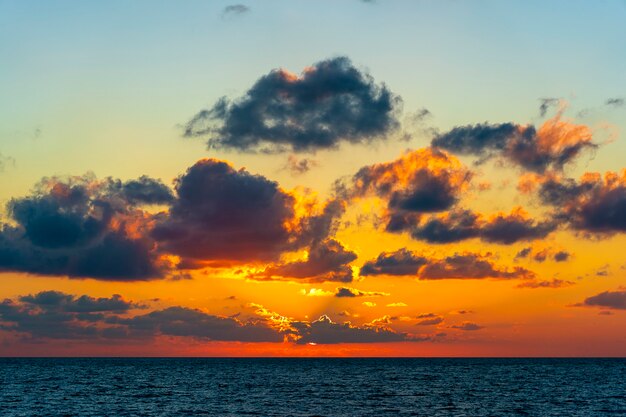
1,0 -> 625,356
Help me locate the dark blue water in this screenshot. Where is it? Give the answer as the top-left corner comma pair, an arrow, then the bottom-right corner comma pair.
1,358 -> 625,416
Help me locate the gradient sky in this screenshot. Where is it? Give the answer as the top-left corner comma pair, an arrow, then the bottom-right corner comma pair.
0,0 -> 625,356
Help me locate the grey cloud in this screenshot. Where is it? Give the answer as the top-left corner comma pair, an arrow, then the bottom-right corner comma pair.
292,315 -> 410,344
360,248 -> 428,276
222,4 -> 250,17
580,289 -> 626,310
185,57 -> 400,153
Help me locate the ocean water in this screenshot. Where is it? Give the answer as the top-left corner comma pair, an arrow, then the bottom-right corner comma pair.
1,358 -> 625,416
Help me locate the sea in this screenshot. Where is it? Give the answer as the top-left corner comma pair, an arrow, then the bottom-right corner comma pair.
0,358 -> 625,416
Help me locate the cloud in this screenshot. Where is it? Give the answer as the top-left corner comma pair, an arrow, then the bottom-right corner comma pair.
350,148 -> 471,213
596,268 -> 609,277
605,98 -> 624,107
360,248 -> 428,276
339,153 -> 560,247
432,112 -> 597,173
0,174 -> 172,280
554,251 -> 571,262
0,159 -> 347,280
579,289 -> 626,310
515,247 -> 532,259
386,302 -> 407,307
0,291 -> 283,342
153,159 -> 343,267
114,306 -> 283,342
222,4 -> 250,17
0,291 -> 141,339
184,57 -> 400,153
454,310 -> 474,315
339,147 -> 472,233
538,98 -> 561,117
291,315 -> 410,344
1,291 -> 432,345
535,170 -> 626,234
415,313 -> 444,326
451,322 -> 484,331
360,249 -> 534,280
252,239 -> 356,283
116,176 -> 175,205
419,253 -> 535,280
18,291 -> 140,312
408,208 -> 557,245
514,246 -> 572,263
516,278 -> 574,289
284,155 -> 319,175
334,287 -> 388,298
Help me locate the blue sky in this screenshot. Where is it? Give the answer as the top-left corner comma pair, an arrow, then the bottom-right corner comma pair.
0,1 -> 624,201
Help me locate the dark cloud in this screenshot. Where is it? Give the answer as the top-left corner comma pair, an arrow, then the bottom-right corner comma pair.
115,176 -> 175,205
515,247 -> 571,263
408,210 -> 478,243
0,174 -> 171,280
537,171 -> 626,234
339,148 -> 472,234
360,248 -> 428,276
153,159 -> 341,266
253,239 -> 356,283
516,278 -> 574,289
1,292 -> 429,345
533,249 -> 549,262
419,253 -> 535,280
451,322 -> 484,331
0,291 -> 141,340
18,291 -> 139,313
222,4 -> 250,17
334,287 -> 388,298
408,208 -> 557,245
0,291 -> 282,343
14,158 -> 339,282
361,249 -> 534,280
432,114 -> 596,173
580,289 -> 626,310
115,307 -> 283,342
292,315 -> 410,344
415,313 -> 444,326
553,251 -> 571,262
184,57 -> 400,153
480,211 -> 558,244
432,123 -> 519,159
605,98 -> 624,107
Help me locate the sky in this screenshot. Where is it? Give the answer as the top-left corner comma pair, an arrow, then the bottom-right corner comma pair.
0,0 -> 625,356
